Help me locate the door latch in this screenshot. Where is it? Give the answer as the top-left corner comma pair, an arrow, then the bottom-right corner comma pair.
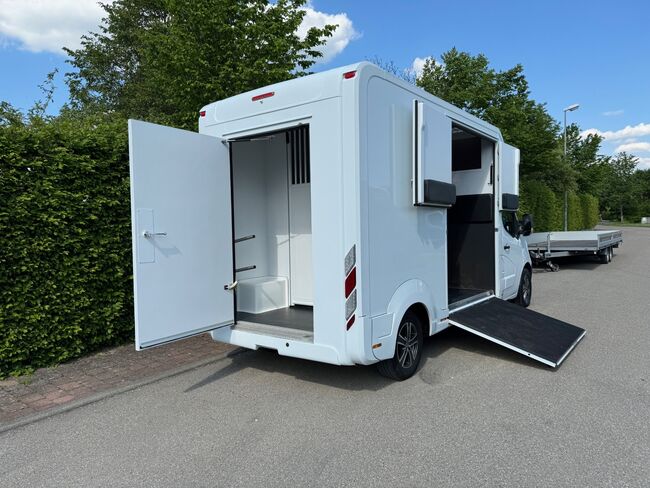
224,281 -> 238,290
142,230 -> 167,238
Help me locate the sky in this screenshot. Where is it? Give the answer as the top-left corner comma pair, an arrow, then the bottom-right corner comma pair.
1,0 -> 649,168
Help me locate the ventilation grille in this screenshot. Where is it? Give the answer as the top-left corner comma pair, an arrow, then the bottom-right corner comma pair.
287,126 -> 310,185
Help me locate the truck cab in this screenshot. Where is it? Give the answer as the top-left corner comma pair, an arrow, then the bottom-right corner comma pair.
498,208 -> 533,305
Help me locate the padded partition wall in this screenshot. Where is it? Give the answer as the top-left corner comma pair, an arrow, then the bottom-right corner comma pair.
447,194 -> 495,291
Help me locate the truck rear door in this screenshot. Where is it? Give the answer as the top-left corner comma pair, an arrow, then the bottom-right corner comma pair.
128,120 -> 234,350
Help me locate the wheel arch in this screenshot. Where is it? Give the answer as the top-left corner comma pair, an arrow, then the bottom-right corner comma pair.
372,279 -> 435,361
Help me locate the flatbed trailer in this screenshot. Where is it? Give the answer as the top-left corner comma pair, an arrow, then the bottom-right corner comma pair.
525,230 -> 623,269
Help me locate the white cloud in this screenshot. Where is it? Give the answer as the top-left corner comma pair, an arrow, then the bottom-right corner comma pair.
411,57 -> 431,77
0,0 -> 109,53
581,123 -> 650,141
602,109 -> 624,116
409,56 -> 443,77
615,141 -> 650,153
636,157 -> 650,170
297,5 -> 358,64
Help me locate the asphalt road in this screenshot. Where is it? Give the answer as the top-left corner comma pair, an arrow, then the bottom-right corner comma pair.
2,227 -> 649,487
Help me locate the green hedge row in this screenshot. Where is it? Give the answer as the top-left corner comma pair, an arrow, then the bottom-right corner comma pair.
519,181 -> 599,232
0,112 -> 133,377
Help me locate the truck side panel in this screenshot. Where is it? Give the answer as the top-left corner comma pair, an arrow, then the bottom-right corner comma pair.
361,75 -> 449,348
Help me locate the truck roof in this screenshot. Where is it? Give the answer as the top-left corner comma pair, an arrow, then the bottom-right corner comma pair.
200,62 -> 503,141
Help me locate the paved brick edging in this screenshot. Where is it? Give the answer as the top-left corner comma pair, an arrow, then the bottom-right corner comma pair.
0,334 -> 235,426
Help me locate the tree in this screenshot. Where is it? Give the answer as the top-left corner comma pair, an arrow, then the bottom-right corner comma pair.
632,169 -> 650,219
564,123 -> 609,196
416,48 -> 566,189
65,0 -> 335,129
600,152 -> 639,222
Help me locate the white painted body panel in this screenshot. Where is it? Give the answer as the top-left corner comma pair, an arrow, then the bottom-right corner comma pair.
500,143 -> 520,197
128,120 -> 235,350
130,62 -> 531,366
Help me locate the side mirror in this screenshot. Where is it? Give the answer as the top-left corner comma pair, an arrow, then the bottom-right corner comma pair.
521,214 -> 533,236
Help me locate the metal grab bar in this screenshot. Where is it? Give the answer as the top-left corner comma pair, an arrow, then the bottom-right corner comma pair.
234,234 -> 256,244
235,265 -> 257,273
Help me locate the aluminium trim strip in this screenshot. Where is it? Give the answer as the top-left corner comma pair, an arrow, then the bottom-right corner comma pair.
449,293 -> 495,314
448,319 -> 557,367
555,329 -> 587,366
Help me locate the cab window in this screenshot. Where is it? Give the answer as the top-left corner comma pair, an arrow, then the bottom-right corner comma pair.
501,211 -> 519,238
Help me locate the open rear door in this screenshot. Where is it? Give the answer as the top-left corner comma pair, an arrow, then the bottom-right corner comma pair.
129,120 -> 234,350
449,298 -> 585,367
412,100 -> 455,207
499,142 -> 520,210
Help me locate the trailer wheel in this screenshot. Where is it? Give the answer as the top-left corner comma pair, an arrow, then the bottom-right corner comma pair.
377,311 -> 423,381
515,267 -> 532,308
599,247 -> 611,264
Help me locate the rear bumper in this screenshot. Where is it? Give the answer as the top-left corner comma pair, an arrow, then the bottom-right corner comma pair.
211,326 -> 353,366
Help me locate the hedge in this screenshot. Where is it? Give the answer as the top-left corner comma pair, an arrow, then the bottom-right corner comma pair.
520,181 -> 599,232
0,112 -> 133,377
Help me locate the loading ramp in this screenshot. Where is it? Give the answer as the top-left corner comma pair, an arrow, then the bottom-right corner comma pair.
449,298 -> 586,367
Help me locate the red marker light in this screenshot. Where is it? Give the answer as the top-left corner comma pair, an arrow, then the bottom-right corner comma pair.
199,110 -> 206,117
252,91 -> 275,102
343,70 -> 356,79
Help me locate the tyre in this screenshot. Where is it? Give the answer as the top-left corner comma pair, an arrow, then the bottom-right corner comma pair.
377,311 -> 424,381
515,267 -> 532,307
599,248 -> 610,264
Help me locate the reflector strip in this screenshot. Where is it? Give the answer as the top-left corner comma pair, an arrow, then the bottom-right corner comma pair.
252,91 -> 275,102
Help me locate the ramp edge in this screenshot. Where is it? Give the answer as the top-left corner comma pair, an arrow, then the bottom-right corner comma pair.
555,329 -> 586,367
448,319 -> 557,367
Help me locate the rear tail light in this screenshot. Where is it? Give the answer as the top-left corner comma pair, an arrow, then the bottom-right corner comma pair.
344,245 -> 355,276
345,290 -> 357,320
346,315 -> 356,330
344,245 -> 357,328
344,267 -> 356,298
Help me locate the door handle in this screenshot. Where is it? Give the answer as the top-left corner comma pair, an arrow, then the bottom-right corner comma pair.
143,230 -> 167,238
504,244 -> 511,251
224,281 -> 238,290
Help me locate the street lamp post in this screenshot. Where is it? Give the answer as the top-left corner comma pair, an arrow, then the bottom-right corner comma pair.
563,103 -> 580,231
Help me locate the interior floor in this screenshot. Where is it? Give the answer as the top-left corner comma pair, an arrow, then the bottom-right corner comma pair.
237,305 -> 313,332
448,287 -> 488,306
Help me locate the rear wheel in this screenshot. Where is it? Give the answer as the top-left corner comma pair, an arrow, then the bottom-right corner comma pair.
599,247 -> 611,264
515,267 -> 532,307
377,311 -> 423,381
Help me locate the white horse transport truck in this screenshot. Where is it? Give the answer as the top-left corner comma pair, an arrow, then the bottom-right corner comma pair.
128,62 -> 585,380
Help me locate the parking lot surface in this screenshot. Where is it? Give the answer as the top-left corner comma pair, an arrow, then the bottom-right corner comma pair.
1,227 -> 648,487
